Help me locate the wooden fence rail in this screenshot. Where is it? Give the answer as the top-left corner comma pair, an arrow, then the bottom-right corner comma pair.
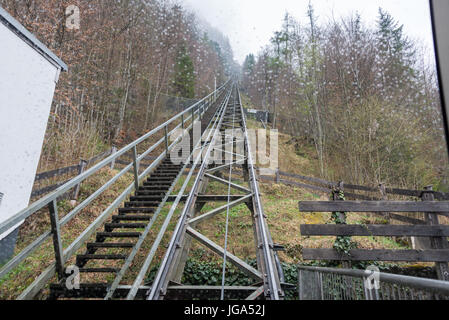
300,224 -> 449,237
31,148 -> 114,200
259,168 -> 449,201
302,249 -> 449,263
298,187 -> 449,281
299,201 -> 449,215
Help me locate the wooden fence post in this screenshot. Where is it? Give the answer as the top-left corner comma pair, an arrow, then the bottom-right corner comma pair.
110,146 -> 118,170
379,183 -> 391,222
72,159 -> 87,200
333,182 -> 352,269
422,186 -> 449,281
332,182 -> 346,224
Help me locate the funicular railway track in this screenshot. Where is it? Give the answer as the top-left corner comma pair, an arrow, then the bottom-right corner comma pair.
48,84 -> 230,300
144,85 -> 283,301
0,80 -> 283,300
49,83 -> 282,300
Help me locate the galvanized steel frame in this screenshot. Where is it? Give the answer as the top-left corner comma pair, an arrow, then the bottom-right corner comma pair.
141,84 -> 283,300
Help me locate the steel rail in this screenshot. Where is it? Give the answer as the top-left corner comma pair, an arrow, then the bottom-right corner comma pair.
237,87 -> 282,300
146,85 -> 234,300
221,89 -> 238,300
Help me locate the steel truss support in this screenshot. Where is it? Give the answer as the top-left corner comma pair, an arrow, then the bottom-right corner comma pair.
185,227 -> 262,281
145,84 -> 283,300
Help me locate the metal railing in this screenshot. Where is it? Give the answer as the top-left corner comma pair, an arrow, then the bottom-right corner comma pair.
0,80 -> 230,299
298,266 -> 449,300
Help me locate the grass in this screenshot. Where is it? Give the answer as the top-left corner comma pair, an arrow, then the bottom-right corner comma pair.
0,117 -> 426,299
0,167 -> 134,299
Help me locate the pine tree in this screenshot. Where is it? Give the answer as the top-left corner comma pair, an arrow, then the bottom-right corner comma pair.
243,54 -> 255,74
173,46 -> 195,99
375,8 -> 416,99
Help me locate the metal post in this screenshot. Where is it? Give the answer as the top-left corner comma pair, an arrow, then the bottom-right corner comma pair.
181,114 -> 185,131
110,146 -> 118,170
275,168 -> 280,184
72,160 -> 88,200
319,272 -> 324,300
363,277 -> 371,300
132,146 -> 140,191
214,76 -> 217,101
165,126 -> 169,154
316,271 -> 323,300
48,200 -> 65,279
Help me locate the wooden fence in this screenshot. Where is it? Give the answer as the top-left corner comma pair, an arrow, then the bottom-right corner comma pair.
31,148 -> 116,200
259,169 -> 449,202
298,185 -> 449,281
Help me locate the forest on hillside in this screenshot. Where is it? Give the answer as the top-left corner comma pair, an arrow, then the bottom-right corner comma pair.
241,5 -> 449,190
1,1 -> 446,192
0,0 -> 237,171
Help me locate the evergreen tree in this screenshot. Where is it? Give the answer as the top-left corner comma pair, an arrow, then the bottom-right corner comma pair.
173,46 -> 195,99
243,54 -> 255,74
375,8 -> 416,99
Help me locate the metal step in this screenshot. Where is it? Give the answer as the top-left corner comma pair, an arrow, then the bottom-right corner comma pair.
77,254 -> 127,263
138,186 -> 171,191
112,215 -> 152,221
87,242 -> 135,249
96,232 -> 141,240
79,268 -> 120,273
154,170 -> 180,174
124,202 -> 160,208
150,174 -> 178,178
105,223 -> 147,231
146,179 -> 175,183
130,196 -> 165,202
146,177 -> 174,182
131,191 -> 167,196
135,192 -> 165,197
143,182 -> 172,186
119,208 -> 155,214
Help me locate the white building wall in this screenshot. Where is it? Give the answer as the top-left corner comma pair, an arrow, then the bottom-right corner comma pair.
0,22 -> 60,240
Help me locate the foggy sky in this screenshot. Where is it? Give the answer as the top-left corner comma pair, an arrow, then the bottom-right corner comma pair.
182,0 -> 435,64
